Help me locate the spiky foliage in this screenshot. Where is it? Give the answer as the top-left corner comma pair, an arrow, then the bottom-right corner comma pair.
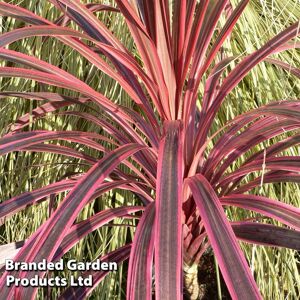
0,1 -> 300,299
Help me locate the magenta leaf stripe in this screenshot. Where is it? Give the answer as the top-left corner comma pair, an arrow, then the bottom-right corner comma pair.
0,144 -> 145,299
127,203 -> 155,300
58,244 -> 132,300
155,121 -> 183,300
1,0 -> 300,298
221,194 -> 300,230
186,174 -> 262,300
0,179 -> 76,223
54,206 -> 143,261
232,222 -> 300,250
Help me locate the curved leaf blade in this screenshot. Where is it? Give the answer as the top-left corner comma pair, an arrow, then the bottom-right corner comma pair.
127,203 -> 155,300
0,144 -> 145,299
221,194 -> 300,230
58,245 -> 132,300
186,174 -> 262,300
232,222 -> 300,250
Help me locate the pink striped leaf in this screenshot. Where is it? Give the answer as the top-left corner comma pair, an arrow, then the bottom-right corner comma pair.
205,102 -> 300,179
218,157 -> 300,190
133,1 -> 156,41
194,21 -> 300,153
0,26 -> 86,49
265,57 -> 300,78
221,194 -> 300,230
50,0 -> 159,124
3,127 -> 155,186
154,0 -> 176,114
54,206 -> 143,261
115,0 -> 170,119
57,111 -> 127,144
155,121 -> 183,300
232,222 -> 300,250
0,25 -> 160,125
0,182 -> 142,266
186,174 -> 262,300
211,119 -> 300,183
0,92 -> 88,102
251,102 -> 300,122
1,206 -> 140,267
56,111 -> 153,155
212,22 -> 300,112
0,67 -> 153,147
0,144 -> 145,299
0,130 -> 109,156
181,0 -> 209,88
243,134 -> 300,167
172,0 -> 186,80
58,244 -> 131,300
202,115 -> 254,177
199,0 -> 249,87
0,179 -> 76,223
53,3 -> 119,28
0,2 -> 50,25
183,0 -> 228,128
24,144 -> 97,163
23,142 -> 153,186
187,0 -> 228,84
0,67 -> 132,122
48,0 -> 125,49
8,99 -> 90,133
0,179 -> 138,224
202,56 -> 236,112
127,203 -> 155,300
233,171 -> 300,194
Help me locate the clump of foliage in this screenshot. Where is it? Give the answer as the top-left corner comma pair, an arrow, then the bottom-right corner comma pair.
0,0 -> 300,299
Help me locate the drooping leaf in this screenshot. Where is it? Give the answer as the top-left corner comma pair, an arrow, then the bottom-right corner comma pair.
194,21 -> 300,152
221,194 -> 300,230
232,222 -> 300,250
54,206 -> 143,260
58,244 -> 132,300
186,174 -> 262,299
127,203 -> 155,300
233,171 -> 300,194
0,179 -> 76,223
0,144 -> 146,299
155,121 -> 183,300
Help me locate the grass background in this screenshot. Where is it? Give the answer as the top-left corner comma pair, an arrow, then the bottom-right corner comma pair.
0,0 -> 299,299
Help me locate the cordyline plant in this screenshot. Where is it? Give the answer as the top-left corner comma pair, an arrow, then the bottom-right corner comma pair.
0,0 -> 300,299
